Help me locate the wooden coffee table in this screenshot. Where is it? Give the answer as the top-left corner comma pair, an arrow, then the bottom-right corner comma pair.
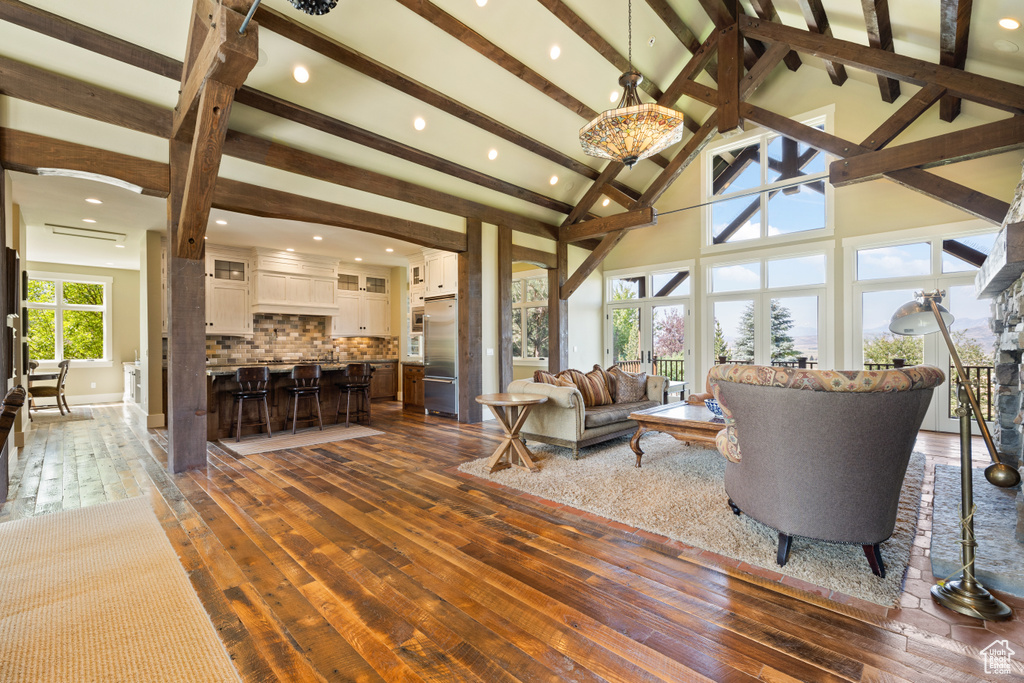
628,402 -> 726,467
475,393 -> 548,473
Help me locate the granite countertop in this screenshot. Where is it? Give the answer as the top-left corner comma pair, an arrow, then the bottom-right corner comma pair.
205,358 -> 398,377
402,360 -> 425,366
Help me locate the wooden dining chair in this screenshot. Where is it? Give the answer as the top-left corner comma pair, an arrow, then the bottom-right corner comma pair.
335,363 -> 374,427
284,364 -> 323,434
27,359 -> 71,418
229,366 -> 272,442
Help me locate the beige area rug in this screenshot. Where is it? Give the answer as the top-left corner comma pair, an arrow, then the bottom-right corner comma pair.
219,422 -> 383,456
0,497 -> 239,682
459,433 -> 924,607
29,407 -> 93,424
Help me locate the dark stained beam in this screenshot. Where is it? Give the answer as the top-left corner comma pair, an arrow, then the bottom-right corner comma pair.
939,0 -> 973,122
942,239 -> 986,268
511,245 -> 556,269
562,208 -> 657,243
458,218 -> 483,424
745,0 -> 802,70
548,241 -> 568,372
654,271 -> 690,298
860,0 -> 900,103
739,15 -> 1024,115
561,163 -> 625,228
860,83 -> 946,151
560,232 -> 627,300
718,20 -> 743,134
498,225 -> 513,393
252,4 -> 638,189
636,113 -> 720,208
795,0 -> 847,86
740,102 -> 1012,224
830,116 -> 1024,186
713,146 -> 759,194
643,0 -> 720,80
696,0 -> 765,70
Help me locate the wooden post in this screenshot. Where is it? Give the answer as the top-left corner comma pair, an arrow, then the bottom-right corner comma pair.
458,218 -> 482,423
548,241 -> 568,373
497,225 -> 513,393
165,139 -> 208,472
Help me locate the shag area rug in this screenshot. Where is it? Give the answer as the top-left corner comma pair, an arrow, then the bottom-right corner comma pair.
0,497 -> 239,682
459,433 -> 924,607
29,407 -> 93,424
219,423 -> 383,456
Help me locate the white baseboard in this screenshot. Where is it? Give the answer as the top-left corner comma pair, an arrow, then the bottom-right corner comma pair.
146,413 -> 165,429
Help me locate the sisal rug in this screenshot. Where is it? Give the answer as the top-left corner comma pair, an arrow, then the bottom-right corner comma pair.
218,422 -> 383,456
0,497 -> 239,682
29,407 -> 93,424
459,433 -> 924,607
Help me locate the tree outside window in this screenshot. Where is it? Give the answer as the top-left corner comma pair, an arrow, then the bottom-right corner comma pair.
27,276 -> 108,362
512,273 -> 548,360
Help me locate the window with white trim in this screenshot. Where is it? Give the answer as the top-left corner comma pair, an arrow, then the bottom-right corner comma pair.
705,114 -> 831,247
512,271 -> 548,360
26,273 -> 111,363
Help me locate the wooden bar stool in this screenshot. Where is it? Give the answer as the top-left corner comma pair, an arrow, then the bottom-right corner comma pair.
335,363 -> 373,427
284,364 -> 323,434
230,366 -> 272,442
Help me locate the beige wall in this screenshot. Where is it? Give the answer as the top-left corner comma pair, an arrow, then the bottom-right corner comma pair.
26,261 -> 140,403
140,230 -> 164,427
603,71 -> 1022,383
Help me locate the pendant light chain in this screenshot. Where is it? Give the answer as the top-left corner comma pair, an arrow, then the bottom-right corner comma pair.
627,0 -> 633,71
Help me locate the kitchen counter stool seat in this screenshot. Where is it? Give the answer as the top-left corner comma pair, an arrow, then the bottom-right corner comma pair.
230,366 -> 272,442
285,364 -> 323,434
335,363 -> 373,427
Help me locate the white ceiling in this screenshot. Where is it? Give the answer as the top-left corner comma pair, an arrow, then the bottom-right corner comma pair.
4,0 -> 1023,271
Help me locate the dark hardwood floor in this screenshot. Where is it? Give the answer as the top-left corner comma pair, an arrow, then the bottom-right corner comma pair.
3,402 -> 1023,681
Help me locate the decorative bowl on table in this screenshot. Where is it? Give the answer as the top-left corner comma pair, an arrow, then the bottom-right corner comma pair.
704,398 -> 724,417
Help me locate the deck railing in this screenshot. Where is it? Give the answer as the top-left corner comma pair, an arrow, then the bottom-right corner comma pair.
613,358 -> 687,382
862,359 -> 992,421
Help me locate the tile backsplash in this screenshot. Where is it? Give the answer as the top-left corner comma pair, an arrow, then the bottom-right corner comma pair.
204,314 -> 398,365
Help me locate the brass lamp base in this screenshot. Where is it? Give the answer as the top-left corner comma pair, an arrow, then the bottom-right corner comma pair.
931,580 -> 1012,621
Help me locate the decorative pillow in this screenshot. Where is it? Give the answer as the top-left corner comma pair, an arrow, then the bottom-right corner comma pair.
609,366 -> 647,403
594,364 -> 618,402
557,368 -> 612,407
534,370 -> 574,388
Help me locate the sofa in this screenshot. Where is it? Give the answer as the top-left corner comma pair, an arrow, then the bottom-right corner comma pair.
709,363 -> 945,577
508,371 -> 667,459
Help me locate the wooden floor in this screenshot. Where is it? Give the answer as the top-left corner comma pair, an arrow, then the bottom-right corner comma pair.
3,403 -> 1024,682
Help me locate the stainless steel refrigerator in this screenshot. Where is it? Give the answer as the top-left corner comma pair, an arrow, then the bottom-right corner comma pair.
423,294 -> 458,417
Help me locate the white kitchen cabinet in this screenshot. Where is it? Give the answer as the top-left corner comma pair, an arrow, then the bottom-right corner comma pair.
331,265 -> 391,337
250,249 -> 338,316
424,249 -> 458,296
205,248 -> 252,336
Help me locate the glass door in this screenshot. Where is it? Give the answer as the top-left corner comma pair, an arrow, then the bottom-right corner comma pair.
939,282 -> 996,434
652,303 -> 687,384
609,304 -> 644,373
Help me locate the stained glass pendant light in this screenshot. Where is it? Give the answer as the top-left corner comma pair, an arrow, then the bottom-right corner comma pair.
289,0 -> 336,15
579,0 -> 686,168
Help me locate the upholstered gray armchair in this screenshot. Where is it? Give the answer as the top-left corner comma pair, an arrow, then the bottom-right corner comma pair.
709,364 -> 945,577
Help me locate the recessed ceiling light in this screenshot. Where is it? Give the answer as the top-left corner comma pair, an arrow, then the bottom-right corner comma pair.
386,248 -> 394,253
550,45 -> 561,60
313,235 -> 323,241
414,117 -> 426,131
85,198 -> 102,204
115,244 -> 125,249
476,0 -> 486,6
83,219 -> 96,223
995,39 -> 1020,52
286,248 -> 295,252
204,236 -> 208,240
293,65 -> 309,83
488,148 -> 498,160
999,17 -> 1020,30
602,198 -> 610,207
550,176 -> 558,185
215,219 -> 227,225
610,91 -> 619,102
355,257 -> 363,261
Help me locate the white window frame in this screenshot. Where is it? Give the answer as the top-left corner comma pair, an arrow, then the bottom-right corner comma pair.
27,271 -> 113,368
701,105 -> 835,254
512,269 -> 550,365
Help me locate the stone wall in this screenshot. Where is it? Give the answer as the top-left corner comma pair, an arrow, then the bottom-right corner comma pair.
987,160 -> 1024,541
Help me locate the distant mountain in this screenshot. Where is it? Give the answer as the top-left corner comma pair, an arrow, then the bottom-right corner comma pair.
864,317 -> 992,341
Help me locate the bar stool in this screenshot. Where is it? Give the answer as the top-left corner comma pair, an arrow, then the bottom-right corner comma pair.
335,363 -> 373,427
284,364 -> 323,434
230,366 -> 272,442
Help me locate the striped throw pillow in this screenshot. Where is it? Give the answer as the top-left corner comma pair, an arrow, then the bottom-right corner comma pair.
533,370 -> 574,388
557,368 -> 613,407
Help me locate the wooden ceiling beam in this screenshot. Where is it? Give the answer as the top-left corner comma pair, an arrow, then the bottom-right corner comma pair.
251,4 -> 642,196
643,0 -> 720,80
860,0 -> 900,103
861,83 -> 946,151
696,0 -> 764,70
795,0 -> 847,86
562,208 -> 657,243
713,145 -> 759,194
739,15 -> 1024,115
654,271 -> 689,298
511,245 -> 557,269
830,116 -> 1024,186
939,0 -> 974,122
560,231 -> 626,300
942,238 -> 986,268
636,113 -> 719,209
740,102 -> 1011,224
719,20 -> 743,134
745,0 -> 802,71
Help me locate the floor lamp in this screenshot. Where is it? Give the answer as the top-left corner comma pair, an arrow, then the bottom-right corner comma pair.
889,290 -> 1020,621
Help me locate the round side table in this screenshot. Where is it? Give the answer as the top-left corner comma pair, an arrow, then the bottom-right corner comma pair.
475,393 -> 548,473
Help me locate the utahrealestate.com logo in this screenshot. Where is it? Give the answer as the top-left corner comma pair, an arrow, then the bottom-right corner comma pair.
982,639 -> 1016,675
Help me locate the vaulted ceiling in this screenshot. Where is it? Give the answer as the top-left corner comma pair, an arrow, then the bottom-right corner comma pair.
1,0 -> 1022,270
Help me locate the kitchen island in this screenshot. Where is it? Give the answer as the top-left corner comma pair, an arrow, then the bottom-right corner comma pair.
202,359 -> 397,440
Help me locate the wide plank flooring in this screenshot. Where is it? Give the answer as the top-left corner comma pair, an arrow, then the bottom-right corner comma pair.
3,402 -> 1023,681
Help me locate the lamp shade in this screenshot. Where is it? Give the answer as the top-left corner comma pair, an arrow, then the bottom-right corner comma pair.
888,299 -> 955,336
